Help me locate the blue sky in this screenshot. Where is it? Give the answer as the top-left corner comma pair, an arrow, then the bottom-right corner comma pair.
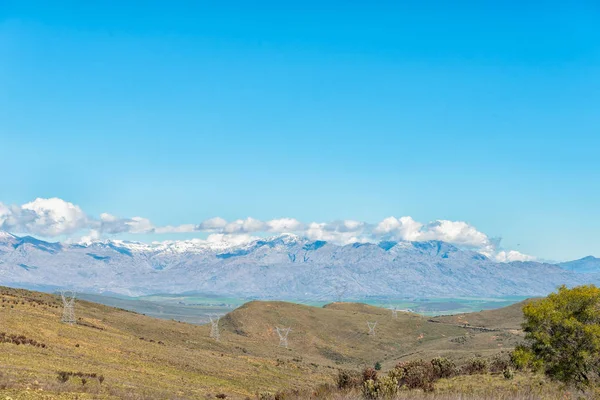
0,1 -> 598,261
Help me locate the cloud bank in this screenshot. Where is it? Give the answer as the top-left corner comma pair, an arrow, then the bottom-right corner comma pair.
0,197 -> 533,262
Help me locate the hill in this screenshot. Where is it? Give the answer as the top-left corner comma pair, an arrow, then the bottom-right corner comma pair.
558,256 -> 600,273
0,231 -> 595,298
0,286 -> 528,399
429,299 -> 533,331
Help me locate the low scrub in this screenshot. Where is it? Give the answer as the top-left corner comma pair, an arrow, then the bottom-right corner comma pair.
0,332 -> 46,348
431,357 -> 457,379
462,357 -> 489,375
337,369 -> 362,389
395,359 -> 436,391
57,371 -> 104,385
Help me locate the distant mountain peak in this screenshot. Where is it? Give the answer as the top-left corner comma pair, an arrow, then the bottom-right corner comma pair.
0,229 -> 596,298
0,230 -> 16,239
557,256 -> 600,273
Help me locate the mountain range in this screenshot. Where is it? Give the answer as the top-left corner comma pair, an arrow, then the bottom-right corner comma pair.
0,230 -> 598,298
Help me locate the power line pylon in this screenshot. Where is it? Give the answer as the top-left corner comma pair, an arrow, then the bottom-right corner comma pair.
209,314 -> 220,341
389,306 -> 399,319
367,321 -> 377,336
60,290 -> 76,325
276,326 -> 291,348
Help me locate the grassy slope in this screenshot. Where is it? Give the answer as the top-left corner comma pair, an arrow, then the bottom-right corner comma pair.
0,286 -> 529,399
429,300 -> 532,330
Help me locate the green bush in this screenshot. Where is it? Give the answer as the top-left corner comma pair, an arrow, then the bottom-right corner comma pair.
503,366 -> 514,380
520,285 -> 600,388
510,345 -> 541,371
362,375 -> 398,399
431,357 -> 456,379
374,361 -> 382,371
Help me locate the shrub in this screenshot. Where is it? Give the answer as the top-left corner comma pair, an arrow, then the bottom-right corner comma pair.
374,361 -> 382,371
375,375 -> 398,398
0,332 -> 47,348
362,379 -> 378,400
503,366 -> 515,380
56,371 -> 103,385
463,358 -> 488,375
362,367 -> 378,382
216,394 -> 227,399
362,375 -> 398,399
431,357 -> 456,379
395,360 -> 435,391
510,345 -> 542,371
521,284 -> 600,388
490,354 -> 511,373
57,371 -> 69,383
336,369 -> 361,389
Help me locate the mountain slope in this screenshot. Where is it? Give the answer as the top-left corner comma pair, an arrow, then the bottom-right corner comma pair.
0,232 -> 597,298
0,286 -> 526,398
0,286 -> 332,399
558,256 -> 600,273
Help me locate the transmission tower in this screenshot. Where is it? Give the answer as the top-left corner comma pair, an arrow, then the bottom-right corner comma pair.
367,321 -> 377,335
60,290 -> 77,325
209,314 -> 220,341
389,306 -> 399,319
276,326 -> 291,348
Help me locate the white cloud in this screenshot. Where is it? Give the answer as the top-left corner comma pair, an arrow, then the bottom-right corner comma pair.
494,250 -> 536,262
9,198 -> 89,236
223,217 -> 266,233
373,216 -> 490,248
0,197 -> 535,262
197,217 -> 227,231
266,218 -> 304,232
420,220 -> 490,248
125,217 -> 155,234
76,229 -> 101,245
155,224 -> 196,234
0,203 -> 13,228
374,216 -> 423,241
305,222 -> 368,245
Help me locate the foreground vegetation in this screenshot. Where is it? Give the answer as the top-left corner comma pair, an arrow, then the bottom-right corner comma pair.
1,285 -> 599,399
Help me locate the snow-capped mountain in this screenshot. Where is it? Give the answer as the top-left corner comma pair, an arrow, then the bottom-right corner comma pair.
0,231 -> 597,298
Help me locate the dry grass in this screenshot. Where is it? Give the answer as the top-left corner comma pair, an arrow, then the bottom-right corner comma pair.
0,286 -> 580,399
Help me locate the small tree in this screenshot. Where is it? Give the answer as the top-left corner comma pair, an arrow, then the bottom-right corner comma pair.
374,361 -> 382,371
521,284 -> 600,388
